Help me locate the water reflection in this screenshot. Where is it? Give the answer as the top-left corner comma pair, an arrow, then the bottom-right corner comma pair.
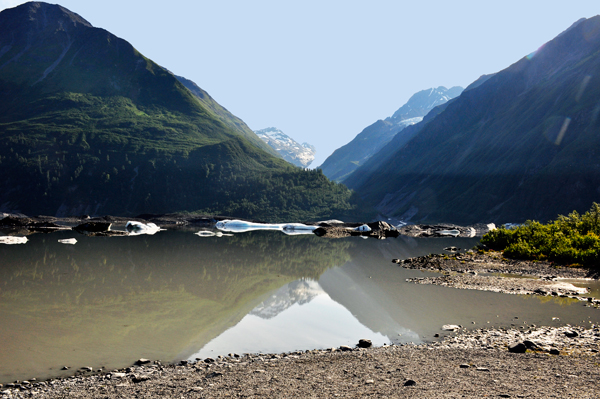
1,231 -> 599,384
0,230 -> 349,383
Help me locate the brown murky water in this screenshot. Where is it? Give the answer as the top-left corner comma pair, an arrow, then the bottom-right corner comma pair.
1,230 -> 598,384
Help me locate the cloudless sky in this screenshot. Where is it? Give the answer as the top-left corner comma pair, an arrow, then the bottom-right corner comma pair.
1,1 -> 599,166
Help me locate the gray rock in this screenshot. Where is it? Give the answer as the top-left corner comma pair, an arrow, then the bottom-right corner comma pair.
404,379 -> 417,386
132,374 -> 151,383
508,342 -> 527,353
74,221 -> 112,233
523,340 -> 539,350
339,345 -> 353,352
135,358 -> 152,366
357,339 -> 372,348
564,330 -> 578,338
459,364 -> 470,369
476,367 -> 490,372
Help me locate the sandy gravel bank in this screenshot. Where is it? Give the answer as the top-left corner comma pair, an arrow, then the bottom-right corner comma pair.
397,251 -> 600,307
1,326 -> 598,399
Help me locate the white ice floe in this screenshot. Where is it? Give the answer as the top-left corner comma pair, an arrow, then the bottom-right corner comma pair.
354,224 -> 372,232
195,230 -> 233,237
487,223 -> 497,231
215,220 -> 317,235
436,229 -> 460,237
58,238 -> 77,245
0,236 -> 28,245
125,221 -> 164,236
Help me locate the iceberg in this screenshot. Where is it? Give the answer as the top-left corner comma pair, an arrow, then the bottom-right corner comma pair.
0,236 -> 28,245
58,238 -> 77,245
195,230 -> 233,237
125,221 -> 164,236
215,220 -> 318,235
436,229 -> 460,237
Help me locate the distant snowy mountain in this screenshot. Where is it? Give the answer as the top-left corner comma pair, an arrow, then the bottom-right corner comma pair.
320,86 -> 463,182
255,127 -> 316,168
250,280 -> 324,319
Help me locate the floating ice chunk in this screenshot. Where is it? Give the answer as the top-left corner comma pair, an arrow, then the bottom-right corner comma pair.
354,224 -> 371,232
487,223 -> 497,231
436,229 -> 460,237
282,223 -> 318,232
195,230 -> 232,237
466,227 -> 476,238
126,221 -> 164,236
196,230 -> 216,237
0,236 -> 28,245
216,220 -> 283,233
216,220 -> 316,234
58,238 -> 77,245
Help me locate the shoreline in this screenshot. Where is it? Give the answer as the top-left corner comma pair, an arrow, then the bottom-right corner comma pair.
2,325 -> 598,398
397,251 -> 600,308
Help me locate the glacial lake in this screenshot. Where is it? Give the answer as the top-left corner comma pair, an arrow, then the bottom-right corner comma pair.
1,228 -> 600,383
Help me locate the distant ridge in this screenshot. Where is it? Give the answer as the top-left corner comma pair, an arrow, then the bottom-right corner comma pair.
319,86 -> 463,182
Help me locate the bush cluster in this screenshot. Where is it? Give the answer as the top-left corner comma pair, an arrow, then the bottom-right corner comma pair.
481,203 -> 600,267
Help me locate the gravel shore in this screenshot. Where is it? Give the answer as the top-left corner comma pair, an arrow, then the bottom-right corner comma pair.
398,251 -> 600,308
2,325 -> 598,398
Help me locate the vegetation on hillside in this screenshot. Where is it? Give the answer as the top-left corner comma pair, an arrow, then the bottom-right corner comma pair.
0,91 -> 363,221
481,203 -> 600,267
0,2 -> 369,222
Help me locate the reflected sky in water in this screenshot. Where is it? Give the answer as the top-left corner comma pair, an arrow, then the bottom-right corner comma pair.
1,230 -> 599,383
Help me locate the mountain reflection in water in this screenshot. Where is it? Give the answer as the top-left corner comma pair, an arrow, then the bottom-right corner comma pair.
1,230 -> 600,384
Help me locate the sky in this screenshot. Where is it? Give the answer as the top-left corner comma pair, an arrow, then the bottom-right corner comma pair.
1,1 -> 599,166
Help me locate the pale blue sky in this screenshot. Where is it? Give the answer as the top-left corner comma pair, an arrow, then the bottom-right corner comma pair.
1,1 -> 599,166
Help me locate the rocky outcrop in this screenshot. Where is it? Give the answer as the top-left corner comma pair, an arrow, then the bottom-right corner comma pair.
312,220 -> 399,239
397,223 -> 495,238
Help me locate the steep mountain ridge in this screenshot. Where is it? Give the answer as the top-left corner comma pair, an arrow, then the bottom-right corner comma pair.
0,2 -> 357,221
319,86 -> 463,182
346,15 -> 600,224
255,127 -> 316,168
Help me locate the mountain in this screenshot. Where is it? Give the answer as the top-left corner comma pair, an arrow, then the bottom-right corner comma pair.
319,86 -> 463,182
254,127 -> 316,168
345,16 -> 600,224
0,2 -> 358,221
249,280 -> 324,319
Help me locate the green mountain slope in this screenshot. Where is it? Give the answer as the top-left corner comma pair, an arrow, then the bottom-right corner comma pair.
346,16 -> 600,224
0,2 -> 357,221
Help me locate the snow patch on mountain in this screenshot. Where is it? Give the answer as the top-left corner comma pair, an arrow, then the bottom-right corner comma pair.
255,127 -> 316,168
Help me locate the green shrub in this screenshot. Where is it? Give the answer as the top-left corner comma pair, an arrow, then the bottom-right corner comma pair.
481,203 -> 600,268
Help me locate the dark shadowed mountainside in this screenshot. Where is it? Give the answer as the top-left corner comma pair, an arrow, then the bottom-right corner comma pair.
345,16 -> 600,224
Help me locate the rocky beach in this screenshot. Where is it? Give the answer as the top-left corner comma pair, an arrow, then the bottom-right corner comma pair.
1,324 -> 598,398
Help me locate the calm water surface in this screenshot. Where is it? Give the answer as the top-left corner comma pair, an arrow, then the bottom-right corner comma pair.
1,229 -> 599,383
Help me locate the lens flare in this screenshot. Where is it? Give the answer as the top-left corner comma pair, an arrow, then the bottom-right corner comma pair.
526,43 -> 546,60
